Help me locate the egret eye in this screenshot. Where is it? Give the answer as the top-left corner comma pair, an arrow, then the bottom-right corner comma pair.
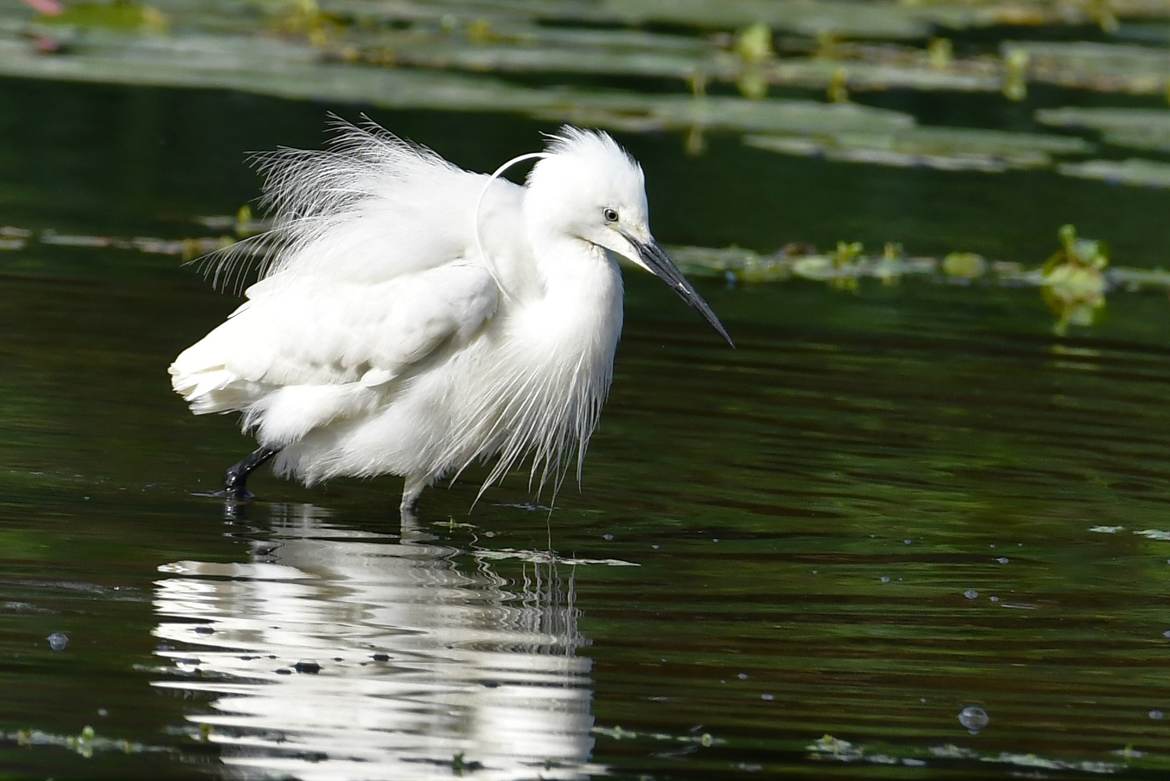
603,207 -> 619,223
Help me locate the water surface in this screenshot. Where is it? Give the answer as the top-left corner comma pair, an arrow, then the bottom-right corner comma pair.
3,75 -> 1170,780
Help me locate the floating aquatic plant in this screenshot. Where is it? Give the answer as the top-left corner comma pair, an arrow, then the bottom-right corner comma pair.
36,1 -> 166,32
1041,224 -> 1109,335
809,733 -> 865,761
734,22 -> 773,64
1008,40 -> 1170,97
5,0 -> 1167,122
5,216 -> 1166,338
592,724 -> 722,746
1057,158 -> 1170,190
1037,107 -> 1170,155
941,252 -> 989,280
6,725 -> 156,758
1001,47 -> 1030,102
928,37 -> 953,70
827,66 -> 850,103
744,125 -> 1091,174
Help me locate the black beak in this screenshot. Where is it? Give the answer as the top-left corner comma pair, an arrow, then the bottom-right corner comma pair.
627,234 -> 734,347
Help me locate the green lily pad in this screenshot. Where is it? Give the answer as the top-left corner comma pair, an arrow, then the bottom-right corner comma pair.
1057,158 -> 1170,189
1037,107 -> 1170,154
351,0 -> 1169,40
1005,41 -> 1170,95
745,125 -> 1091,173
38,1 -> 166,32
551,94 -> 915,136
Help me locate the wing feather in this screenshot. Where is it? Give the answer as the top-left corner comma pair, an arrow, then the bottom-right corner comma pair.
170,263 -> 499,450
173,263 -> 498,392
173,115 -> 532,447
199,115 -> 500,292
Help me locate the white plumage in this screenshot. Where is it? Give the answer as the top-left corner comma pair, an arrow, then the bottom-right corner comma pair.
170,118 -> 730,514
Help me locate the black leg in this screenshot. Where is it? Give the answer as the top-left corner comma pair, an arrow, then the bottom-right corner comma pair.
218,446 -> 280,502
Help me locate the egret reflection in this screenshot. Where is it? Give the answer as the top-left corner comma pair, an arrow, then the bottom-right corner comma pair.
151,503 -> 598,780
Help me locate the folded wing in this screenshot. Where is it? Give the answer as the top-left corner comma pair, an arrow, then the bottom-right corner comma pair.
170,262 -> 499,446
171,117 -> 525,447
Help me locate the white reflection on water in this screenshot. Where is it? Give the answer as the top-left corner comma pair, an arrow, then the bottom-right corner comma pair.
151,503 -> 600,780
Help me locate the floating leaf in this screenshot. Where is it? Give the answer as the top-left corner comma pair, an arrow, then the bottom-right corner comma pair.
809,733 -> 865,761
928,37 -> 953,69
1005,40 -> 1170,96
1001,47 -> 1029,101
547,94 -> 914,136
942,252 -> 988,279
734,22 -> 773,64
827,66 -> 850,103
39,1 -> 166,32
1037,107 -> 1170,154
745,126 -> 1090,173
1041,224 -> 1108,334
1058,158 -> 1170,190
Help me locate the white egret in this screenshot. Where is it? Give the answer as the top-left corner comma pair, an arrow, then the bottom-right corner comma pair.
170,118 -> 732,515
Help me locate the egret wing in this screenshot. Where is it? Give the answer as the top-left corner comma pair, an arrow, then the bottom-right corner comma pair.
202,117 -> 515,292
170,262 -> 499,411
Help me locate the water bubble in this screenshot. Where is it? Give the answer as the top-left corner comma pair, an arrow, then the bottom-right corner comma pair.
994,557 -> 1009,565
760,693 -> 774,702
963,589 -> 979,600
989,596 -> 1000,603
1150,709 -> 1164,720
958,705 -> 989,733
1161,630 -> 1170,639
879,576 -> 891,583
903,539 -> 913,545
737,672 -> 749,680
601,533 -> 615,541
46,632 -> 68,652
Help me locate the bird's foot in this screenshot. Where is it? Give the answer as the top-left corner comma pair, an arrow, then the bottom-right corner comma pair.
210,447 -> 279,505
213,485 -> 256,503
216,465 -> 256,502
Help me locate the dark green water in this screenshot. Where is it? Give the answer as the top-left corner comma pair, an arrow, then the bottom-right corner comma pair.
3,75 -> 1170,780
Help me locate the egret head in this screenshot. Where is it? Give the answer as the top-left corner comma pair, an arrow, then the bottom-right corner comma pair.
525,127 -> 733,346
